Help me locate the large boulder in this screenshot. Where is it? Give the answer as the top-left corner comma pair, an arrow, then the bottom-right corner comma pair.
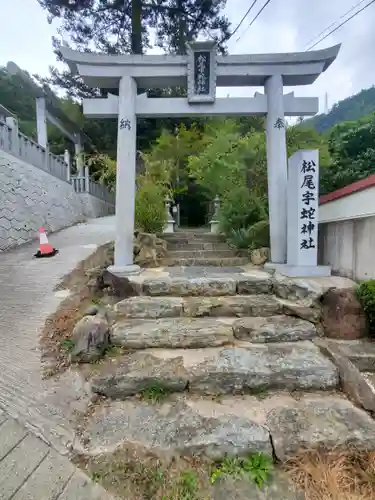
321,287 -> 368,340
70,313 -> 111,363
133,231 -> 167,267
250,247 -> 270,266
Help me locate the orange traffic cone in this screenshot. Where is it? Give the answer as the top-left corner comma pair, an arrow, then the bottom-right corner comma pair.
34,228 -> 58,258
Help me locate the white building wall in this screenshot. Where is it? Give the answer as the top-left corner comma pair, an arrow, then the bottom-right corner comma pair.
319,184 -> 375,281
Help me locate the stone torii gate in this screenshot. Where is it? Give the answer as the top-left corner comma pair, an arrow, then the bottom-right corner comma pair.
60,42 -> 340,277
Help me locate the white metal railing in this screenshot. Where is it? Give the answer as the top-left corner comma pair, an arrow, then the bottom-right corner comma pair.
0,119 -> 68,182
71,175 -> 115,204
1,118 -> 114,204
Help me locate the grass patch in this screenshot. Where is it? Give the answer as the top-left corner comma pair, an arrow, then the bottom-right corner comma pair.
140,383 -> 171,403
210,453 -> 273,488
60,338 -> 75,352
284,449 -> 375,500
76,446 -> 209,500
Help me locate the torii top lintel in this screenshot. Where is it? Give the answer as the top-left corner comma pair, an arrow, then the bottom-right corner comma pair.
59,42 -> 341,91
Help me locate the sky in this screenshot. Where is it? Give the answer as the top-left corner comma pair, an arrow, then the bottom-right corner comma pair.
0,0 -> 374,114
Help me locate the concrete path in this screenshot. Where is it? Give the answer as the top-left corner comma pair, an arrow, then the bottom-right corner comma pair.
0,217 -> 116,498
0,407 -> 114,500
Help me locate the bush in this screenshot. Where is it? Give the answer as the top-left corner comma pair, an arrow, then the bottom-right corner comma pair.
228,228 -> 254,249
356,280 -> 375,336
135,181 -> 167,234
218,187 -> 267,236
248,220 -> 270,249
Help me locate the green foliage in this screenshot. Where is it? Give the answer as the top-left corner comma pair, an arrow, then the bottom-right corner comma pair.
356,281 -> 375,337
86,153 -> 116,191
303,86 -> 375,133
247,220 -> 270,249
139,382 -> 170,403
210,453 -> 273,488
320,113 -> 375,194
218,188 -> 268,236
60,338 -> 75,352
227,228 -> 254,249
227,220 -> 269,251
135,181 -> 167,234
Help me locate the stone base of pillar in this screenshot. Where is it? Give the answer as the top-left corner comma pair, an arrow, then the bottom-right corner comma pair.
164,219 -> 175,234
107,264 -> 142,277
210,220 -> 220,234
265,262 -> 331,278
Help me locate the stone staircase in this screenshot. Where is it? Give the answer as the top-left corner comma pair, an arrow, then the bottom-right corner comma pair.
162,231 -> 249,267
80,267 -> 375,464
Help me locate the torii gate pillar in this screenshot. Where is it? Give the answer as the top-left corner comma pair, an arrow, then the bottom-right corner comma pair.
108,76 -> 141,277
265,74 -> 288,264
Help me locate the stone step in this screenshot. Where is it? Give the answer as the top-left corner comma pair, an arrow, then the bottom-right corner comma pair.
163,256 -> 249,267
112,316 -> 317,348
162,232 -> 226,242
320,339 -> 375,372
167,242 -> 231,251
91,341 -> 338,398
114,294 -> 283,319
135,272 -> 274,296
167,249 -> 237,258
82,392 -> 375,461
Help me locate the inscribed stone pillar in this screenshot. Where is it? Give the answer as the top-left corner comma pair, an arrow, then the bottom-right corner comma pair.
265,74 -> 288,264
281,149 -> 330,277
108,76 -> 141,276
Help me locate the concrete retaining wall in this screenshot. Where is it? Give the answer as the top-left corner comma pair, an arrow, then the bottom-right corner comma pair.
0,150 -> 114,251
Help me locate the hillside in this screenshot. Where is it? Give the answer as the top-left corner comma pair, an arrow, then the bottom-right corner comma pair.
303,86 -> 375,133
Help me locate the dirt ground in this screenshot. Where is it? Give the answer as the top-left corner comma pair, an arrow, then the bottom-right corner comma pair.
40,241 -> 115,377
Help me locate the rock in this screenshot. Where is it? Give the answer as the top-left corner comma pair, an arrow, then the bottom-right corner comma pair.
70,315 -> 111,363
91,354 -> 188,398
267,394 -> 375,460
315,339 -> 375,412
213,470 -> 304,500
277,298 -> 321,324
250,247 -> 270,266
102,271 -> 137,298
236,272 -> 273,295
112,317 -> 234,349
115,296 -> 184,319
133,232 -> 167,267
183,295 -> 283,318
82,399 -> 272,459
188,343 -> 338,395
321,287 -> 368,340
142,276 -> 237,297
233,316 -> 317,343
272,275 -> 322,302
84,305 -> 100,317
323,339 -> 375,372
91,343 -> 338,398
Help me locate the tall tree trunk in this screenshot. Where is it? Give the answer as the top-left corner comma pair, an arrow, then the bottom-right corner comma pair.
177,0 -> 186,54
131,0 -> 143,54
